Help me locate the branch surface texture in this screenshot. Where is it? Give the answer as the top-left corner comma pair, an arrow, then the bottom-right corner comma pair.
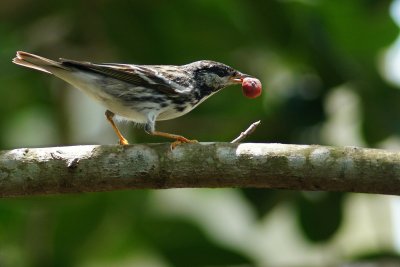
0,143 -> 399,197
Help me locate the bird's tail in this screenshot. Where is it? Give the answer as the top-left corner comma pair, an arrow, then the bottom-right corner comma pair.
12,51 -> 68,74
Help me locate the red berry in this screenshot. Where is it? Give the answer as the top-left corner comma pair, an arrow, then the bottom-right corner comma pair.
242,77 -> 262,98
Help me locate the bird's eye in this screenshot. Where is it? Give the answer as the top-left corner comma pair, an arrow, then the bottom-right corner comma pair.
208,66 -> 229,77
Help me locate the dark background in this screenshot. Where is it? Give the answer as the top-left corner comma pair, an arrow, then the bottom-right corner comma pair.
1,0 -> 399,266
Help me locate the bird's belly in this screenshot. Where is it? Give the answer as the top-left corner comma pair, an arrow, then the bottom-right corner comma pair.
157,91 -> 215,121
57,71 -> 149,123
88,93 -> 149,123
103,99 -> 149,123
157,105 -> 194,121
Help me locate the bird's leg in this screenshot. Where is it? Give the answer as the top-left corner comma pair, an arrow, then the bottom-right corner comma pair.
145,119 -> 197,149
105,110 -> 129,145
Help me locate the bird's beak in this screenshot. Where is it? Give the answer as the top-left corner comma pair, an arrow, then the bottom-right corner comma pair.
230,73 -> 251,84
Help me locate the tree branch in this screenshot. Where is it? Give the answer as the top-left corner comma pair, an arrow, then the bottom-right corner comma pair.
1,143 -> 400,197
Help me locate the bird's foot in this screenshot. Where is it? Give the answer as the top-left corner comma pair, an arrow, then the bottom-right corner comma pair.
170,138 -> 198,149
119,137 -> 129,145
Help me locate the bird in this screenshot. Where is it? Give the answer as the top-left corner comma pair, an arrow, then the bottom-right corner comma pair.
13,51 -> 252,146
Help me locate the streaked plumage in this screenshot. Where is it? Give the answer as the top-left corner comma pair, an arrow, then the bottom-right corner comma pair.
13,51 -> 251,145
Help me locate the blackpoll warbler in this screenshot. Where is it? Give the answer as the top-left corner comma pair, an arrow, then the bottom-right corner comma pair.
13,51 -> 257,146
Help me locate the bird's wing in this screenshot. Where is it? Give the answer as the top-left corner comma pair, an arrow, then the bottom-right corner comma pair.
59,59 -> 179,95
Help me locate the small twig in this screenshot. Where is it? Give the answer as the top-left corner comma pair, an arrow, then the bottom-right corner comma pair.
231,120 -> 261,143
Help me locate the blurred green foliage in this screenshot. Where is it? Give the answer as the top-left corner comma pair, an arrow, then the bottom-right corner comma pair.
0,0 -> 399,266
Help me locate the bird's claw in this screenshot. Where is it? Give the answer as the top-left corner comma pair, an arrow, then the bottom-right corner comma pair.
170,139 -> 198,149
119,138 -> 129,145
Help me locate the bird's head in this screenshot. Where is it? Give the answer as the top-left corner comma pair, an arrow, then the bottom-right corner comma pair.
187,60 -> 250,92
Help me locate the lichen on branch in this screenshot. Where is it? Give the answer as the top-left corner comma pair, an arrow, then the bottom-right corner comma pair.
0,143 -> 399,197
